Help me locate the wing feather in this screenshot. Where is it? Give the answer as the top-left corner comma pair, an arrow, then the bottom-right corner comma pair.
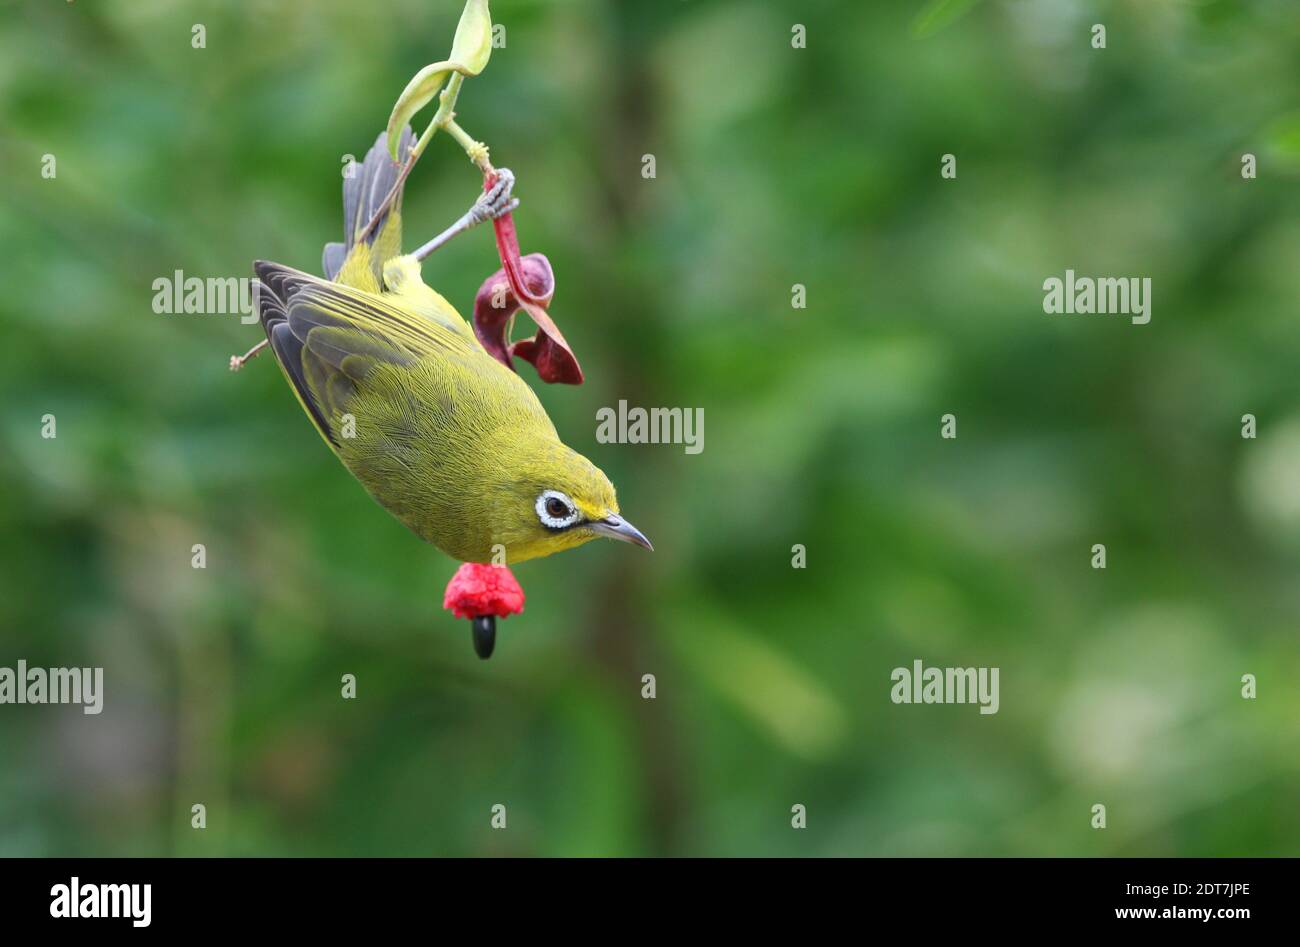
254,260 -> 485,448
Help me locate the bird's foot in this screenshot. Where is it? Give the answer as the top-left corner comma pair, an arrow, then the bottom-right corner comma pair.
469,167 -> 519,225
411,169 -> 519,262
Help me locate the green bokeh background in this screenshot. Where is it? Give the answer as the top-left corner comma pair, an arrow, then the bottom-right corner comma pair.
2,0 -> 1298,856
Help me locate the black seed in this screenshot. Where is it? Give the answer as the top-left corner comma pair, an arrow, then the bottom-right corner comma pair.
472,615 -> 496,659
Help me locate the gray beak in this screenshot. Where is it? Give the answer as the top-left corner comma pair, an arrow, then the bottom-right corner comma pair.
590,514 -> 653,551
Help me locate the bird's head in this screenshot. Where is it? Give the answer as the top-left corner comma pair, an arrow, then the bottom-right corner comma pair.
485,438 -> 652,564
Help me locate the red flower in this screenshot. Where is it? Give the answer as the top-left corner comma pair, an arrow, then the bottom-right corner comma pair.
471,172 -> 583,385
442,562 -> 525,620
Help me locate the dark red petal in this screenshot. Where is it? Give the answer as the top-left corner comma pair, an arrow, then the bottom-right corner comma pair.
493,216 -> 551,309
510,301 -> 584,384
485,173 -> 550,309
471,271 -> 517,369
470,252 -> 583,385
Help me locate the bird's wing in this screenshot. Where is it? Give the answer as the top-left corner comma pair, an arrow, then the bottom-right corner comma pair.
254,260 -> 488,449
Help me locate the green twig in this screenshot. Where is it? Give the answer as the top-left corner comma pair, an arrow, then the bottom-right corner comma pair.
357,72 -> 492,243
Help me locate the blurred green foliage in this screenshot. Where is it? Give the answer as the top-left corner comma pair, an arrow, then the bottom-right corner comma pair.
1,0 -> 1298,857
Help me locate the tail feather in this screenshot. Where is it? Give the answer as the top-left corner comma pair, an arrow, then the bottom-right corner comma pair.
323,126 -> 416,281
321,242 -> 347,282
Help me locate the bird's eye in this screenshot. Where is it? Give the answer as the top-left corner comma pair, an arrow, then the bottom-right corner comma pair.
536,490 -> 579,529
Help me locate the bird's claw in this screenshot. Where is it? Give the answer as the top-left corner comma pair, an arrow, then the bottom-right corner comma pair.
471,168 -> 518,225
410,170 -> 520,262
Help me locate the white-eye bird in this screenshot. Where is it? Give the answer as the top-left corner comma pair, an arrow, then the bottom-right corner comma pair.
252,131 -> 652,564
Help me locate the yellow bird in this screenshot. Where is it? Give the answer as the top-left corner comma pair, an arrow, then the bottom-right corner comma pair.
252,131 -> 651,565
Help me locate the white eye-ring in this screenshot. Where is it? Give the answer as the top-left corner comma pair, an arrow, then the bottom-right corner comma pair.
536,489 -> 580,529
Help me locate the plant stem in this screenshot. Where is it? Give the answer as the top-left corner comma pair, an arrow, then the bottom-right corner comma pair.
430,72 -> 465,134
357,71 -> 490,243
445,118 -> 493,174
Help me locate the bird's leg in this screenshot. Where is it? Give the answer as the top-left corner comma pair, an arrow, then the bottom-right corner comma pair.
411,168 -> 518,262
229,338 -> 268,372
232,173 -> 515,372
